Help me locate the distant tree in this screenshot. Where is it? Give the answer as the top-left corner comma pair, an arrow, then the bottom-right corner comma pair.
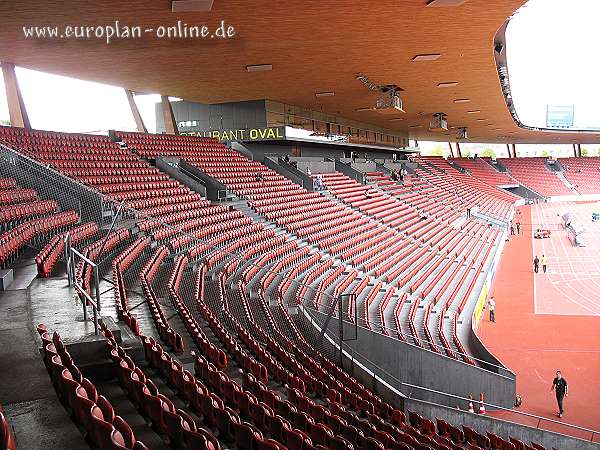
480,147 -> 496,158
0,119 -> 9,126
463,150 -> 472,158
581,147 -> 589,157
540,150 -> 550,158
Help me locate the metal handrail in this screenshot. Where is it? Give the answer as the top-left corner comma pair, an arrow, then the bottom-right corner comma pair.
65,235 -> 102,335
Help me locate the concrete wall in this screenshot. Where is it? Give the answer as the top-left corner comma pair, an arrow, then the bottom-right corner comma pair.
301,308 -> 516,409
156,157 -> 206,197
156,99 -> 267,133
335,160 -> 365,183
262,157 -> 312,191
179,160 -> 230,201
350,161 -> 378,174
294,160 -> 336,175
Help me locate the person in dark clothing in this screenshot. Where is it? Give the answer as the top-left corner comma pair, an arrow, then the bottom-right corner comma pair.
533,256 -> 540,273
516,222 -> 521,234
466,207 -> 471,219
551,371 -> 568,417
255,172 -> 264,182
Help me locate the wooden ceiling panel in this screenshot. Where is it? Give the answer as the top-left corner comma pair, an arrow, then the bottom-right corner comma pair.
1,0 -> 599,143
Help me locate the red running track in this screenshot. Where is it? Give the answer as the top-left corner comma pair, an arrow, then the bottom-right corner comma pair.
477,205 -> 600,442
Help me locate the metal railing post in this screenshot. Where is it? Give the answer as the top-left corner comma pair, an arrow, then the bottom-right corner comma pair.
93,265 -> 101,312
64,233 -> 72,286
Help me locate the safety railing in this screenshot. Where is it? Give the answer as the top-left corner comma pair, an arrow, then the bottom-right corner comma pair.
65,233 -> 101,335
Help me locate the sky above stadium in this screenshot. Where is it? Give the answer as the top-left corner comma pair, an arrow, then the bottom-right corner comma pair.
0,0 -> 599,134
506,0 -> 600,130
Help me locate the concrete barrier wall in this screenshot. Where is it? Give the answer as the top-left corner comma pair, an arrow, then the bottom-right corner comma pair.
156,157 -> 207,197
351,162 -> 378,173
302,308 -> 516,409
295,160 -> 336,175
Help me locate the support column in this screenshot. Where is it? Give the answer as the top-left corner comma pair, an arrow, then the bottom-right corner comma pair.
1,62 -> 30,129
577,143 -> 582,157
455,141 -> 462,158
124,89 -> 147,133
506,144 -> 511,158
511,143 -> 517,158
447,142 -> 455,158
161,95 -> 178,135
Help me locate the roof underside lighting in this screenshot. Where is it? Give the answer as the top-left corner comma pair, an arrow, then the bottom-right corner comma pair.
454,98 -> 470,103
426,0 -> 468,6
315,92 -> 335,98
467,110 -> 481,114
388,118 -> 404,121
171,0 -> 214,12
437,81 -> 458,88
246,64 -> 272,72
412,54 -> 441,61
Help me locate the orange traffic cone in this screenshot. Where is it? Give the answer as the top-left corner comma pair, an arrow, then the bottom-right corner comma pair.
479,393 -> 486,414
468,395 -> 475,413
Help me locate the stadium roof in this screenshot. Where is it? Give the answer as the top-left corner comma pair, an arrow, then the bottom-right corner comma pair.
1,0 -> 599,144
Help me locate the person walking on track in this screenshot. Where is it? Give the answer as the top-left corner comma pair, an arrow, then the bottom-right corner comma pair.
541,254 -> 548,273
488,297 -> 496,322
533,256 -> 540,273
551,371 -> 568,418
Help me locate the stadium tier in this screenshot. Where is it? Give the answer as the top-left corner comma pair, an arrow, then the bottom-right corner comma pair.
449,158 -> 515,187
1,125 -> 597,450
497,157 -> 573,197
560,157 -> 600,194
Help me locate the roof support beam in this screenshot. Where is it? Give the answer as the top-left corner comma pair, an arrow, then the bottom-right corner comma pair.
455,142 -> 462,158
447,142 -> 455,158
1,62 -> 30,129
510,143 -> 517,158
124,89 -> 147,133
161,95 -> 179,135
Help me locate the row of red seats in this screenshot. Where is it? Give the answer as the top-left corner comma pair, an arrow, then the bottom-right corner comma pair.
75,228 -> 131,300
0,188 -> 37,205
0,178 -> 17,190
168,256 -> 229,370
0,404 -> 16,450
112,236 -> 149,336
139,246 -> 184,353
106,329 -> 222,450
36,222 -> 99,277
0,210 -> 79,266
36,324 -> 149,449
0,199 -> 58,224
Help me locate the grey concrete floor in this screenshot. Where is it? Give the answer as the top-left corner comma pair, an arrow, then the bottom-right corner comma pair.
0,285 -> 90,449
